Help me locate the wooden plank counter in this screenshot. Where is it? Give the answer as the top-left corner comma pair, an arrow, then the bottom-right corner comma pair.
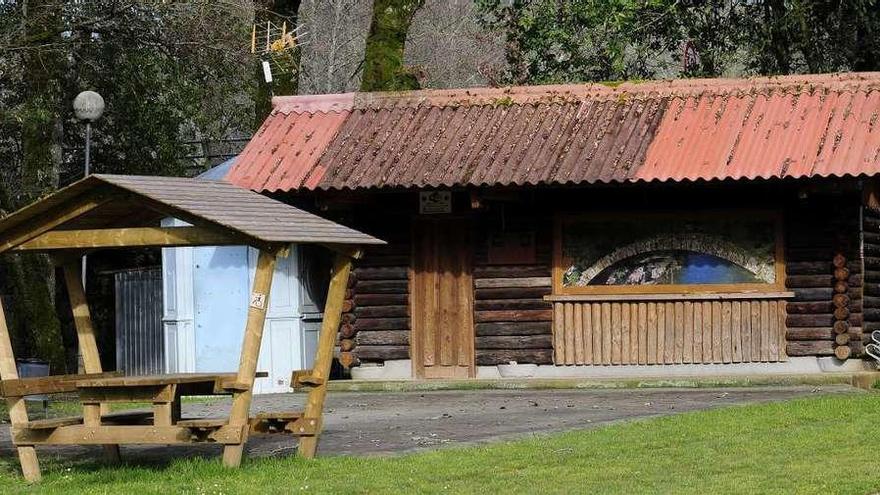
545,292 -> 794,365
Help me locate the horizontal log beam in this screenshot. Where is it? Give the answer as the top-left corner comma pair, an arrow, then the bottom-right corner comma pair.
356,330 -> 410,346
786,340 -> 834,356
786,327 -> 833,341
0,194 -> 110,254
786,275 -> 833,288
475,287 -> 550,300
786,314 -> 834,327
353,317 -> 409,331
15,226 -> 240,251
356,345 -> 410,361
474,309 -> 552,323
791,288 -> 833,301
474,299 -> 550,311
354,305 -> 409,318
355,280 -> 408,294
356,255 -> 410,267
785,301 -> 834,314
353,266 -> 408,280
475,335 -> 552,350
787,260 -> 861,275
12,424 -> 246,445
474,277 -> 551,289
864,257 -> 880,271
0,371 -> 122,398
475,349 -> 553,365
354,293 -> 409,306
475,321 -> 552,336
473,265 -> 550,278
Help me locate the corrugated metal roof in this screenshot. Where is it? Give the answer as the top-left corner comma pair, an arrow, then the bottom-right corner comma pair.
224,110 -> 349,192
0,175 -> 383,250
197,155 -> 237,181
226,72 -> 880,191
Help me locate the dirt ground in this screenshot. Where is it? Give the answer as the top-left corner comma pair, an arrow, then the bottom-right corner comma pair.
0,385 -> 858,465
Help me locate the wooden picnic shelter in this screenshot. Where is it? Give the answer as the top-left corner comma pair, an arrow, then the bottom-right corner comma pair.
0,174 -> 383,482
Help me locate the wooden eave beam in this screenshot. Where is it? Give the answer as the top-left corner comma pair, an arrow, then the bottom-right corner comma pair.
14,226 -> 245,251
0,195 -> 111,255
320,243 -> 364,259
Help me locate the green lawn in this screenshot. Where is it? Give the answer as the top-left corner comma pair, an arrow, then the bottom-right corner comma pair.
1,393 -> 878,494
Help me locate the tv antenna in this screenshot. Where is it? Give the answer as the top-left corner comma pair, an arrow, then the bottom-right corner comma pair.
252,19 -> 306,83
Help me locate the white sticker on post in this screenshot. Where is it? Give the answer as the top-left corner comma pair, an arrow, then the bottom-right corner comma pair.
250,292 -> 267,309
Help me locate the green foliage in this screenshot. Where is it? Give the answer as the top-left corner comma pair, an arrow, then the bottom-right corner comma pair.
255,0 -> 301,123
476,0 -> 684,84
476,0 -> 880,84
2,256 -> 64,368
360,0 -> 425,92
743,0 -> 880,74
0,1 -> 257,368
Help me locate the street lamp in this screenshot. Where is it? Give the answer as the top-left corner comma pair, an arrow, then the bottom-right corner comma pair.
73,91 -> 104,289
73,90 -> 104,175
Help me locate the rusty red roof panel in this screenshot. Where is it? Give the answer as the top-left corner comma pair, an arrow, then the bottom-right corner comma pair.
224,106 -> 349,192
635,88 -> 880,181
225,73 -> 880,192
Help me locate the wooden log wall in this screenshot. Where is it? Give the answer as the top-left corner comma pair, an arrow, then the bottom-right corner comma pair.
552,299 -> 787,364
471,216 -> 554,365
784,200 -> 863,358
473,266 -> 553,365
337,187 -> 867,369
345,228 -> 412,366
862,207 -> 880,354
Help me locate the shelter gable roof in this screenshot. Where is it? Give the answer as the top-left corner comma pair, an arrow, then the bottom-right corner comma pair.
0,174 -> 382,253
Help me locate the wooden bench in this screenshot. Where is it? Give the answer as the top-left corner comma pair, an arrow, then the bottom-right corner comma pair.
177,411 -> 313,435
0,372 -> 122,397
26,410 -> 154,430
291,369 -> 324,390
27,411 -> 153,430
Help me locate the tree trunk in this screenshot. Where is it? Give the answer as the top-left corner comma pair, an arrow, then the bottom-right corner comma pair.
359,0 -> 424,91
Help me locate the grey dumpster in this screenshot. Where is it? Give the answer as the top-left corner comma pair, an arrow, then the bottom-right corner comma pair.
16,359 -> 49,414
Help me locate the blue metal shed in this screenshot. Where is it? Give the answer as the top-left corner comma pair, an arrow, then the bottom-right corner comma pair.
161,158 -> 325,394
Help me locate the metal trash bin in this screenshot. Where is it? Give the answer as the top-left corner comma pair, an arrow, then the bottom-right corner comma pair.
16,359 -> 50,415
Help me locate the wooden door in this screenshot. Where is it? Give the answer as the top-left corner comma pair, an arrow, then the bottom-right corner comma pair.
411,218 -> 475,378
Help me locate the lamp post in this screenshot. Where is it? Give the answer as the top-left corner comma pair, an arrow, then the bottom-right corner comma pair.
73,90 -> 104,176
73,91 -> 104,287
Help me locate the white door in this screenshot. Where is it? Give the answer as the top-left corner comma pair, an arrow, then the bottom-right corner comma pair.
167,240 -> 304,394
251,246 -> 302,394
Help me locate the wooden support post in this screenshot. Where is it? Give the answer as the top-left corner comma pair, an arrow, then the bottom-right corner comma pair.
62,262 -> 121,464
298,253 -> 353,459
152,385 -> 177,427
0,299 -> 41,482
222,249 -> 277,468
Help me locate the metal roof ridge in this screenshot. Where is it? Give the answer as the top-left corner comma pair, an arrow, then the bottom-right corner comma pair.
270,72 -> 880,113
271,93 -> 357,114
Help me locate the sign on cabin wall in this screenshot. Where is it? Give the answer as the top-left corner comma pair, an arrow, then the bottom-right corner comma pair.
419,191 -> 452,214
553,211 -> 784,294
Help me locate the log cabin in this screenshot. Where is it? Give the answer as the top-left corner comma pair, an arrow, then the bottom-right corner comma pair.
218,72 -> 880,380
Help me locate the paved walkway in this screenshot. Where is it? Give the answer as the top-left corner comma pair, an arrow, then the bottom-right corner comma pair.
0,385 -> 858,466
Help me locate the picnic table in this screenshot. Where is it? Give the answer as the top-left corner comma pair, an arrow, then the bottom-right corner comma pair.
0,175 -> 383,482
7,371 -> 316,448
